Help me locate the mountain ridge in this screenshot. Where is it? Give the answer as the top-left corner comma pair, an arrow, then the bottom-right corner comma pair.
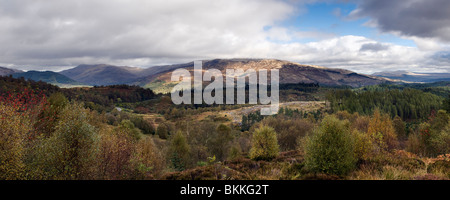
0,66 -> 23,76
36,59 -> 410,90
60,64 -> 144,86
11,70 -> 86,87
373,70 -> 450,83
132,59 -> 399,93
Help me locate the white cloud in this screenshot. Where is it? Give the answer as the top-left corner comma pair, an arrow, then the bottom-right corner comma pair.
0,0 -> 295,67
0,0 -> 448,74
285,35 -> 433,74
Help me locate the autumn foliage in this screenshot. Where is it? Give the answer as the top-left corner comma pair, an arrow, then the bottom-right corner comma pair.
0,76 -> 449,180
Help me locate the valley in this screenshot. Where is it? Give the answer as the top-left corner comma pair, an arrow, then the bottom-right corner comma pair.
0,60 -> 449,180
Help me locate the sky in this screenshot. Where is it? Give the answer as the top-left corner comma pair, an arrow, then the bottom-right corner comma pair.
0,0 -> 450,74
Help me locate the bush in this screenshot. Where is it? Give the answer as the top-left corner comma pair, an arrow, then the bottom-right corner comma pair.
157,124 -> 169,139
427,160 -> 450,179
249,125 -> 279,161
130,116 -> 155,135
304,115 -> 356,176
257,117 -> 313,151
228,145 -> 242,160
119,120 -> 142,140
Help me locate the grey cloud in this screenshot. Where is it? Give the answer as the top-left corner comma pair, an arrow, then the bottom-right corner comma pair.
0,0 -> 295,69
0,0 -> 449,74
433,51 -> 450,61
359,43 -> 389,52
427,51 -> 450,68
351,0 -> 450,42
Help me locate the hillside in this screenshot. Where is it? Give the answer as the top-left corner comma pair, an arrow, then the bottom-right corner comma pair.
134,59 -> 397,93
1,71 -> 449,181
0,66 -> 23,76
373,70 -> 450,83
60,64 -> 146,86
12,70 -> 86,87
59,63 -> 200,86
58,59 -> 399,91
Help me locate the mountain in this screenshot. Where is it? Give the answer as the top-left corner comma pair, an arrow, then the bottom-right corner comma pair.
60,64 -> 145,86
12,71 -> 86,87
58,59 -> 398,91
60,63 -> 200,86
133,59 -> 396,93
373,70 -> 450,83
0,66 -> 23,76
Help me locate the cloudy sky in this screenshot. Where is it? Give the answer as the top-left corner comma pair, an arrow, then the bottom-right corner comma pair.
0,0 -> 450,74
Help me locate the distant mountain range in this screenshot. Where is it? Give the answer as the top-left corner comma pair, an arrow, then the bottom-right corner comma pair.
0,66 -> 23,76
58,59 -> 397,93
9,59 -> 450,91
372,70 -> 450,83
132,59 -> 398,93
11,71 -> 87,87
59,63 -> 195,86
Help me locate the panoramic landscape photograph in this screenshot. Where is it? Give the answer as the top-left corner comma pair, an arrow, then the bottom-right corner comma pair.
0,0 -> 449,187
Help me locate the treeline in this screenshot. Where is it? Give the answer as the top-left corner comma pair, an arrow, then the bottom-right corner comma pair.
327,88 -> 443,120
279,82 -> 319,92
62,85 -> 156,112
0,76 -> 158,113
0,75 -> 59,96
241,107 -> 323,131
372,82 -> 450,98
444,95 -> 450,113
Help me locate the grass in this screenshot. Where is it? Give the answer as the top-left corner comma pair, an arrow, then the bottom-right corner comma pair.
160,149 -> 450,180
144,80 -> 178,94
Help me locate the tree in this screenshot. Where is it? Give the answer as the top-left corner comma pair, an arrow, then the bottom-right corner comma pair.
367,109 -> 399,151
429,122 -> 450,156
97,126 -> 135,180
412,110 -> 450,156
208,124 -> 234,161
35,92 -> 68,136
304,115 -> 356,176
249,125 -> 279,161
131,137 -> 165,179
257,117 -> 313,151
393,116 -> 407,140
0,103 -> 31,179
29,103 -> 100,180
168,131 -> 190,171
130,116 -> 155,135
326,88 -> 443,121
443,95 -> 450,113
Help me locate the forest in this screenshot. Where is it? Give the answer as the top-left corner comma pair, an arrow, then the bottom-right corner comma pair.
0,75 -> 449,180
